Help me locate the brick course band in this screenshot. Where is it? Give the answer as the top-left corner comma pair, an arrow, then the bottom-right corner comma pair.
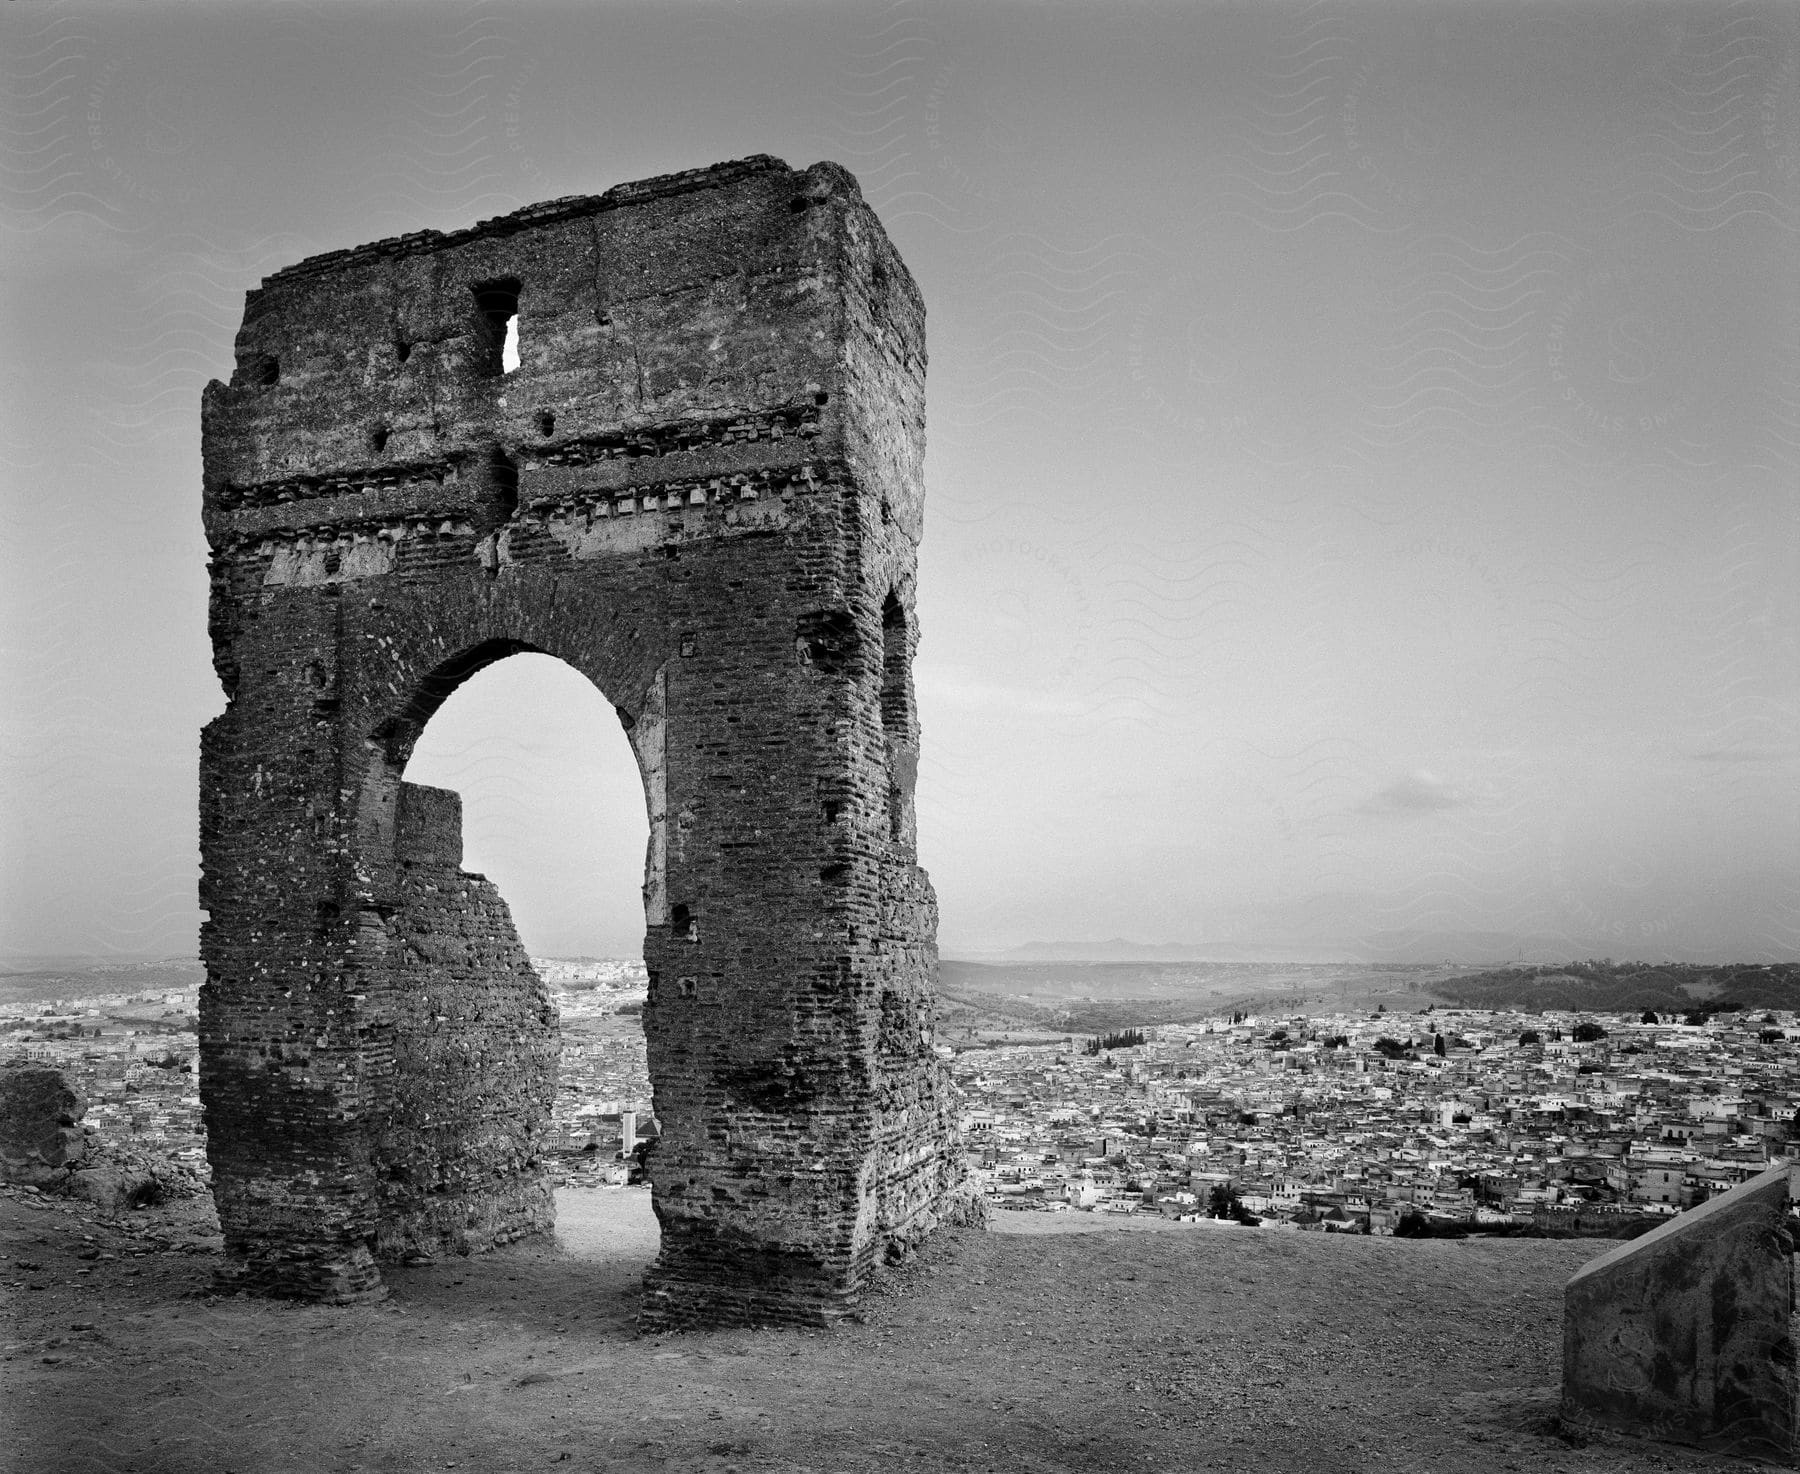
198,155 -> 971,1324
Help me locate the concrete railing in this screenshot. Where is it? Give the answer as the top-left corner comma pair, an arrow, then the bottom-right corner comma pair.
1562,1161 -> 1797,1463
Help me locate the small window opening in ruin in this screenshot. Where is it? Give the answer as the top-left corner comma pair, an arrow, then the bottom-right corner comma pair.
471,279 -> 521,377
395,339 -> 412,364
485,446 -> 519,527
880,592 -> 909,737
670,904 -> 696,942
537,410 -> 555,438
369,424 -> 389,455
881,592 -> 912,843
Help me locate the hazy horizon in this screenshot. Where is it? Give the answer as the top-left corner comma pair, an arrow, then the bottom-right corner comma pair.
2,0 -> 1795,965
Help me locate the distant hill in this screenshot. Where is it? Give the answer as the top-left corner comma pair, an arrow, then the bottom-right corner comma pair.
0,958 -> 204,1010
1431,961 -> 1800,1014
960,931 -> 1587,966
981,939 -> 1354,964
936,959 -> 1470,1036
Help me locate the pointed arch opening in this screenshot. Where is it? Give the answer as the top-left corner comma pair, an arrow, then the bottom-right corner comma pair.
364,650 -> 657,1262
403,652 -> 651,958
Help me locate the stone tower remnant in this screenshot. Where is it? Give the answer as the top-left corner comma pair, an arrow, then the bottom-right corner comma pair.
198,156 -> 968,1325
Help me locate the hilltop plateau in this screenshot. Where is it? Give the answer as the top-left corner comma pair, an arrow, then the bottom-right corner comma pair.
0,1181 -> 1764,1473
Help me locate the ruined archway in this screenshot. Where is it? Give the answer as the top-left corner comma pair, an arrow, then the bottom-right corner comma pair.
375,649 -> 652,1259
197,157 -> 971,1325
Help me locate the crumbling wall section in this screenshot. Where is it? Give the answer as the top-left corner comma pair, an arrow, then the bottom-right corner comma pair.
369,783 -> 557,1261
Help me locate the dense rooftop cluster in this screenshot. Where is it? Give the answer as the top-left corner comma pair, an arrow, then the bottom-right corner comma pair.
958,1007 -> 1800,1232
537,958 -> 651,1156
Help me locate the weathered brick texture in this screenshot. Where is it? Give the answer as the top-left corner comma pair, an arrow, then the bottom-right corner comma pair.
373,783 -> 557,1262
198,155 -> 970,1322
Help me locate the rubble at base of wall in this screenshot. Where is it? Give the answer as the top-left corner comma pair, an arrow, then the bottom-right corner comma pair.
2,1059 -> 210,1208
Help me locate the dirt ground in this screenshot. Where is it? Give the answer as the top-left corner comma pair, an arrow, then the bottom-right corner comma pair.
0,1183 -> 1772,1473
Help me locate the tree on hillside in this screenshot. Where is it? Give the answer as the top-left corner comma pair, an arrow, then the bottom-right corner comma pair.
1518,1029 -> 1541,1046
1433,1033 -> 1447,1057
1572,1021 -> 1607,1043
1641,1009 -> 1659,1024
1373,1037 -> 1408,1060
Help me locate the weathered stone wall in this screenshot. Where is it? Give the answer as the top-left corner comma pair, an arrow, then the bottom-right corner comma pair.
0,1063 -> 88,1186
198,155 -> 967,1320
370,783 -> 557,1262
1561,1161 -> 1797,1462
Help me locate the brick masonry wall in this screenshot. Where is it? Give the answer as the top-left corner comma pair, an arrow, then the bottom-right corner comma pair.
372,783 -> 557,1262
198,156 -> 970,1321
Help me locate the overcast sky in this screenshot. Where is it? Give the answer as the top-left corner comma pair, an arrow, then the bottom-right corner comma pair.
2,0 -> 1795,963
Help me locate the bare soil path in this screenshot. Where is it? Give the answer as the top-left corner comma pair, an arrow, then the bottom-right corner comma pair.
0,1184 -> 1765,1473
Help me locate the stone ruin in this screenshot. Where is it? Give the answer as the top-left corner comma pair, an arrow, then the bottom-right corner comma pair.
197,156 -> 971,1325
1,1060 -> 207,1209
0,1063 -> 89,1187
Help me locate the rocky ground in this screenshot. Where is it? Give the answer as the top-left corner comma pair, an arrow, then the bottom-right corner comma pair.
0,1183 -> 1773,1474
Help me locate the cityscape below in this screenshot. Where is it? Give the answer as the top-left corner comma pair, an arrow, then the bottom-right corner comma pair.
5,956 -> 1797,1235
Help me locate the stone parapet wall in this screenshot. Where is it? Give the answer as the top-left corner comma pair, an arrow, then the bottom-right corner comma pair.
1561,1160 -> 1797,1462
